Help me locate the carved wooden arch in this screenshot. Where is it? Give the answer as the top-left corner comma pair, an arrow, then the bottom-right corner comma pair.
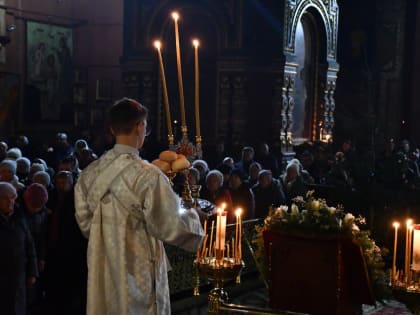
281,0 -> 339,146
144,1 -> 231,53
284,0 -> 339,60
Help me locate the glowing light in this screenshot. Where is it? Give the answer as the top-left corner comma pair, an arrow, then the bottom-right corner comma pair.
235,208 -> 243,217
153,40 -> 161,50
171,11 -> 179,21
192,39 -> 200,48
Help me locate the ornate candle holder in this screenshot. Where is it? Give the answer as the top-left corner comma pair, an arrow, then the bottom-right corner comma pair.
181,168 -> 193,208
190,184 -> 202,208
194,257 -> 244,315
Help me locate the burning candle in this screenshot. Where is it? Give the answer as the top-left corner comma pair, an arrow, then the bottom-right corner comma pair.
209,220 -> 215,258
153,40 -> 173,142
412,225 -> 420,272
215,208 -> 227,261
405,219 -> 413,282
192,39 -> 201,140
408,224 -> 414,283
171,11 -> 187,132
392,222 -> 399,282
235,208 -> 242,262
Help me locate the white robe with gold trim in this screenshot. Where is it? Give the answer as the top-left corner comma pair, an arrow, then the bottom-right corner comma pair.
75,146 -> 204,315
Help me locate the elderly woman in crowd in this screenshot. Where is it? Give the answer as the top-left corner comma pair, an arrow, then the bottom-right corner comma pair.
252,170 -> 285,218
192,159 -> 210,188
0,182 -> 38,315
16,157 -> 31,185
0,159 -> 25,191
201,169 -> 233,219
281,162 -> 307,205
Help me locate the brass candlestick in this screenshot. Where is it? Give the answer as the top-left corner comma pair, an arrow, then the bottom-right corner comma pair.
194,257 -> 244,315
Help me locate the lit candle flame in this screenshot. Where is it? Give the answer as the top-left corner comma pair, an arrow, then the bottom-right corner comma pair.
393,222 -> 400,229
153,40 -> 161,50
235,208 -> 243,217
221,203 -> 226,210
171,11 -> 179,21
407,219 -> 413,227
192,39 -> 200,48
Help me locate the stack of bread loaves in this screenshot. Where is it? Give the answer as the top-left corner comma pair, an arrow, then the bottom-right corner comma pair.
152,150 -> 191,173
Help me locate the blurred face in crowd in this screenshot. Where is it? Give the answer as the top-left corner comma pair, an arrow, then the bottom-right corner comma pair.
223,157 -> 234,168
206,174 -> 221,193
259,173 -> 272,189
402,141 -> 410,153
0,189 -> 17,217
286,167 -> 298,182
300,153 -> 314,170
229,174 -> 242,190
55,177 -> 73,193
195,165 -> 206,178
259,143 -> 269,156
187,172 -> 198,186
58,161 -> 73,172
249,164 -> 261,181
242,150 -> 254,162
0,141 -> 8,154
0,168 -> 14,182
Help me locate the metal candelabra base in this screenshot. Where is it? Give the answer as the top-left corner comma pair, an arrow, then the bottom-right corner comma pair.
194,258 -> 244,314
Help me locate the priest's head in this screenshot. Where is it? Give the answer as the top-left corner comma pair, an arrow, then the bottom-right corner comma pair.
108,98 -> 149,149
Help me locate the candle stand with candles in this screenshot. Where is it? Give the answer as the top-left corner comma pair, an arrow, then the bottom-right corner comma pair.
389,220 -> 420,313
193,208 -> 245,314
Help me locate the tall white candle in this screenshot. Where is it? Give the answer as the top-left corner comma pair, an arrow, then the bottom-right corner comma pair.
405,219 -> 413,282
412,225 -> 420,271
153,40 -> 173,141
171,12 -> 187,131
392,222 -> 399,282
192,39 -> 201,139
215,209 -> 227,251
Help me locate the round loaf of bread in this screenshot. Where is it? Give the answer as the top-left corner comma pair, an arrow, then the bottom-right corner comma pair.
172,155 -> 190,172
159,150 -> 178,162
152,159 -> 171,173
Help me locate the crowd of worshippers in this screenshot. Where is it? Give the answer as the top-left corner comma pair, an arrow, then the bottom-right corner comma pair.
1,132 -> 419,315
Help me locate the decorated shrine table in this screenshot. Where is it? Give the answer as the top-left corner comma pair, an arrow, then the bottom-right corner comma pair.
263,230 -> 375,315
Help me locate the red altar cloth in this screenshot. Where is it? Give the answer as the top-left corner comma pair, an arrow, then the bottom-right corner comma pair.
263,230 -> 375,315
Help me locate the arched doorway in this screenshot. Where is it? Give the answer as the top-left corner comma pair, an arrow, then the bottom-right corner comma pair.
280,0 -> 339,148
293,8 -> 328,142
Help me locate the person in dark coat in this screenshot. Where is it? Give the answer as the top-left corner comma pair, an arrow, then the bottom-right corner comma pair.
21,183 -> 49,311
0,182 -> 38,315
252,170 -> 285,218
228,168 -> 255,221
45,171 -> 87,315
256,143 -> 280,178
235,146 -> 255,177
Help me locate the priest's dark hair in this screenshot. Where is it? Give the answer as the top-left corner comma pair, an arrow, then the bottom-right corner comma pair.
108,97 -> 148,135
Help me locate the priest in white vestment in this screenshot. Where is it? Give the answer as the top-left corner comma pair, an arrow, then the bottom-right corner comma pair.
75,98 -> 205,315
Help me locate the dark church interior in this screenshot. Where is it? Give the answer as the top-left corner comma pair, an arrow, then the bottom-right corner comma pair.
1,0 -> 420,314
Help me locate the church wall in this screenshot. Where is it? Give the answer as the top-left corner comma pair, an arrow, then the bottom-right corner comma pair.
0,0 -> 124,138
